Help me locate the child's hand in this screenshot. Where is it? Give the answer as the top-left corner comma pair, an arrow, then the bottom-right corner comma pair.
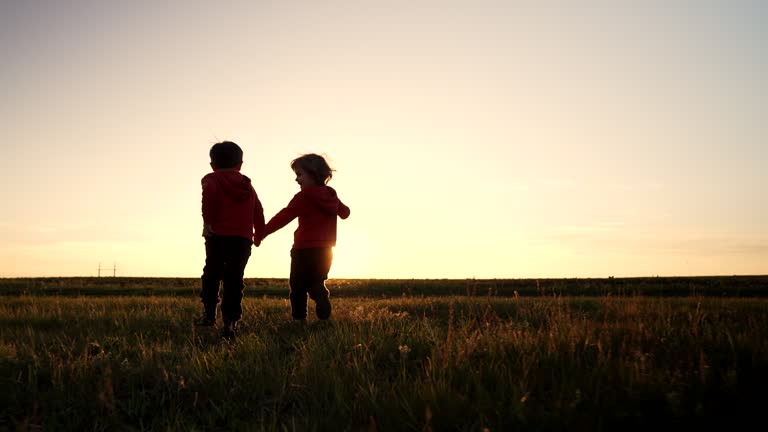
202,224 -> 215,237
254,233 -> 266,247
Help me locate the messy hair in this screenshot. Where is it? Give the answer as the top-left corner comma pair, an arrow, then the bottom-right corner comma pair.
290,153 -> 335,185
209,141 -> 243,169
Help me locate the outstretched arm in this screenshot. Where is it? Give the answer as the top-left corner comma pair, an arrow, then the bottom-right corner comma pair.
262,194 -> 303,240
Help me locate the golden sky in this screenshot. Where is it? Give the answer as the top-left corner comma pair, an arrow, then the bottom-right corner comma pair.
1,1 -> 766,278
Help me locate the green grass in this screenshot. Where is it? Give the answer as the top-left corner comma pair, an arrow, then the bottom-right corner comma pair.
2,290 -> 768,431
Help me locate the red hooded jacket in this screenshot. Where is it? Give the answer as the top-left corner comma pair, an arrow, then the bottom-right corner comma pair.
201,170 -> 265,243
263,185 -> 350,249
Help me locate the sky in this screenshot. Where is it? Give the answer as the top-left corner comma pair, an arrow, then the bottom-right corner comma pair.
1,0 -> 766,279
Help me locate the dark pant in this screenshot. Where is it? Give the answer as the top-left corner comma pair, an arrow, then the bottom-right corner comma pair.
289,247 -> 333,320
200,236 -> 252,323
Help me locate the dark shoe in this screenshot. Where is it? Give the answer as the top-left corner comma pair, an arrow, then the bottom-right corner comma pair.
220,320 -> 237,339
194,314 -> 216,327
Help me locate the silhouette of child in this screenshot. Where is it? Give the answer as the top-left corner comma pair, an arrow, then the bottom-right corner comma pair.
196,141 -> 264,338
261,153 -> 350,321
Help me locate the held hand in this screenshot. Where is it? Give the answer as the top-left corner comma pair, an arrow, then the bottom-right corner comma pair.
254,233 -> 267,247
202,224 -> 215,237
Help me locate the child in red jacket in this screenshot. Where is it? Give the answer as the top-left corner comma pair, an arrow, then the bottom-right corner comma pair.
196,141 -> 265,338
261,153 -> 350,321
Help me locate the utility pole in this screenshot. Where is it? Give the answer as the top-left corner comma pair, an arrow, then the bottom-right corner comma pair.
97,262 -> 117,277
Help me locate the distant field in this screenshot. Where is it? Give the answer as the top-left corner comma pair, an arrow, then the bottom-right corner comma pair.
1,275 -> 767,297
1,277 -> 767,430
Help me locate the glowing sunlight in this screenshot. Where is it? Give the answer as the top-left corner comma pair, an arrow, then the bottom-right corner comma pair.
329,230 -> 373,279
0,1 -> 766,278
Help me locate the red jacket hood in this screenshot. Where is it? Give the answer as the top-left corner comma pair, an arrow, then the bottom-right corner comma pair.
206,170 -> 254,202
300,186 -> 343,215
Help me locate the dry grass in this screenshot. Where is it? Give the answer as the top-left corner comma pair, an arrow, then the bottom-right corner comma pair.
1,294 -> 767,430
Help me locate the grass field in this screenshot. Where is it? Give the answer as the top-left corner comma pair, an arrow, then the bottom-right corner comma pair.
1,277 -> 768,431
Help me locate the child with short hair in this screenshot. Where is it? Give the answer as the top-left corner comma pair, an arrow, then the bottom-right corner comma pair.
196,141 -> 264,338
261,153 -> 350,321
